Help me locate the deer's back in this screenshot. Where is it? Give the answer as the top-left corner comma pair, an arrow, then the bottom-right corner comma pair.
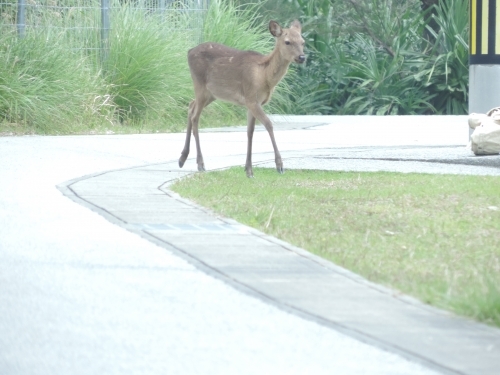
188,43 -> 264,83
188,43 -> 277,106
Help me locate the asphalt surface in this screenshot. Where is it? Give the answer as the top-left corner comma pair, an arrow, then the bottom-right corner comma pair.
1,116 -> 500,375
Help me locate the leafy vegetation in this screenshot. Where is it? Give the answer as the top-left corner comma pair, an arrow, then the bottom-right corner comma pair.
256,0 -> 469,115
172,168 -> 500,327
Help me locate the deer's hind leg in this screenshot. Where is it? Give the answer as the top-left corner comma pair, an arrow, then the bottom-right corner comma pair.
190,93 -> 215,171
179,92 -> 214,171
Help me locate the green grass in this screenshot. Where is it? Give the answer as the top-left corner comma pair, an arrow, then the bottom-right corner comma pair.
171,167 -> 500,327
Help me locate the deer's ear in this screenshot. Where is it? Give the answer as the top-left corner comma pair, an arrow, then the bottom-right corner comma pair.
269,20 -> 282,38
290,20 -> 302,32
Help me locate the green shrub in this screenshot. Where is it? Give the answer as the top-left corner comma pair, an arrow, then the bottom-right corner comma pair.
275,0 -> 469,115
418,0 -> 469,114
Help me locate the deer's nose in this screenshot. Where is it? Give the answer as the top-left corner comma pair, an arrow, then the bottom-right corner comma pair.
297,55 -> 306,63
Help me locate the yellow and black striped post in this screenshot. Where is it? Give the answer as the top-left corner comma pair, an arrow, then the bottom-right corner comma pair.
470,0 -> 500,64
469,0 -> 500,121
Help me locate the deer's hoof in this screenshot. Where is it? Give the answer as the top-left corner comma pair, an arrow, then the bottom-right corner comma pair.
245,165 -> 254,178
275,158 -> 284,174
179,154 -> 188,168
198,164 -> 206,172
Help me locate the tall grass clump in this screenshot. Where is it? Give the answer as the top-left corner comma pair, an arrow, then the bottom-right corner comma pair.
102,5 -> 193,126
203,0 -> 272,52
0,29 -> 106,134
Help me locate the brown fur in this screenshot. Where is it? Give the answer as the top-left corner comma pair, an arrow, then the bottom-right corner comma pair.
178,20 -> 305,177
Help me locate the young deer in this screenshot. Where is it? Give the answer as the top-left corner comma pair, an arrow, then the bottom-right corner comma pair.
178,20 -> 305,177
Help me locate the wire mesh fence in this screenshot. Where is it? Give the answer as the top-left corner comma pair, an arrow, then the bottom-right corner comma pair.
0,0 -> 209,61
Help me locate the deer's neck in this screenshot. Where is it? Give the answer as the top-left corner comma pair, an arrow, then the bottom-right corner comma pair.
264,48 -> 291,89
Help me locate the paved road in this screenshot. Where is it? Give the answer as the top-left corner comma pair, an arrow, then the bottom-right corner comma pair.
1,116 -> 499,375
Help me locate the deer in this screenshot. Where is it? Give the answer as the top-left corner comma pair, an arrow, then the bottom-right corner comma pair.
178,20 -> 306,177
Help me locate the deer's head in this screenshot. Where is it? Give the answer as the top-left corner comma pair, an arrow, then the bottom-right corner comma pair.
269,20 -> 306,64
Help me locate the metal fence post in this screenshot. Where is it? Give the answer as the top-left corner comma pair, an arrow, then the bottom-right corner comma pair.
17,0 -> 26,38
101,0 -> 110,64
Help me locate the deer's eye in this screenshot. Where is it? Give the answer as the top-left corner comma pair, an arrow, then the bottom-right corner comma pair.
285,41 -> 291,45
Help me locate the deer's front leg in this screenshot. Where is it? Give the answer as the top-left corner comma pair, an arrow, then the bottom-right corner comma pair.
248,103 -> 283,174
193,128 -> 205,172
245,110 -> 256,178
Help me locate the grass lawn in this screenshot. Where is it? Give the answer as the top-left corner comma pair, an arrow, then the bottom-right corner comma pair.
171,167 -> 500,327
